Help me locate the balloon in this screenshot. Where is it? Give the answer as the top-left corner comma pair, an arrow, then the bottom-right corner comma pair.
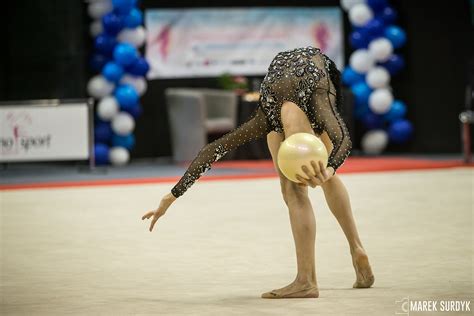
89,54 -> 108,72
349,29 -> 370,49
277,133 -> 328,183
87,75 -> 115,99
349,49 -> 375,74
383,100 -> 407,122
94,33 -> 117,56
369,88 -> 393,114
366,66 -> 390,88
367,0 -> 388,12
102,62 -> 124,82
351,81 -> 372,105
90,20 -> 103,37
117,26 -> 146,48
124,103 -> 143,119
113,43 -> 138,66
102,12 -> 124,36
388,119 -> 413,143
94,121 -> 113,143
124,8 -> 143,28
362,111 -> 384,129
361,129 -> 389,154
94,143 -> 110,165
379,6 -> 397,24
341,0 -> 367,11
368,38 -> 393,62
112,133 -> 135,150
379,54 -> 405,75
342,67 -> 365,86
114,84 -> 139,110
97,96 -> 119,121
355,102 -> 370,119
109,146 -> 130,166
88,1 -> 112,19
112,0 -> 135,14
120,74 -> 147,96
126,57 -> 150,76
112,112 -> 135,135
349,4 -> 373,27
384,25 -> 407,49
364,17 -> 385,37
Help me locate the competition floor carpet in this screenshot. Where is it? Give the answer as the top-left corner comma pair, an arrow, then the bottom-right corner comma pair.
0,156 -> 473,315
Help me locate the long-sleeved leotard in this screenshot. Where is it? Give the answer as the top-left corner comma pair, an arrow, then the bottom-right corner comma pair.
171,47 -> 352,198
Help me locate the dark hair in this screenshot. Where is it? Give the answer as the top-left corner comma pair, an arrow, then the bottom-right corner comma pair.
325,56 -> 344,112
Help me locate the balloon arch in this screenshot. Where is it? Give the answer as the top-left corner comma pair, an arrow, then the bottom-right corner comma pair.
341,0 -> 413,154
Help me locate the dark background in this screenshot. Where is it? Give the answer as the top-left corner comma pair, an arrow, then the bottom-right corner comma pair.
1,0 -> 473,158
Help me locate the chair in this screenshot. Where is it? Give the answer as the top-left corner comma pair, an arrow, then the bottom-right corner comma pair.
165,88 -> 238,163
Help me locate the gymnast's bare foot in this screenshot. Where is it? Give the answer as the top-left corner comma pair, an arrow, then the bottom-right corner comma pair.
261,278 -> 319,299
351,247 -> 375,288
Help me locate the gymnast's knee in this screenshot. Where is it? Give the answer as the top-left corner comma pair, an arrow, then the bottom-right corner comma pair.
280,179 -> 308,205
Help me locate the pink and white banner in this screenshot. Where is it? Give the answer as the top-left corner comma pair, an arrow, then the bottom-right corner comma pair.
145,7 -> 344,79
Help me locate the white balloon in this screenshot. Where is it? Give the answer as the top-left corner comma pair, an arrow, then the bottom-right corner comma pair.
87,75 -> 115,99
369,88 -> 393,114
120,75 -> 147,96
97,96 -> 119,121
361,130 -> 389,155
117,26 -> 147,48
87,0 -> 112,19
369,38 -> 393,62
341,0 -> 367,11
109,147 -> 130,166
112,112 -> 135,135
366,67 -> 390,89
349,49 -> 375,74
349,4 -> 373,27
89,20 -> 103,37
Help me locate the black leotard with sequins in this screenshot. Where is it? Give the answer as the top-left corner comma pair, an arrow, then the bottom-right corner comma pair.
171,46 -> 352,198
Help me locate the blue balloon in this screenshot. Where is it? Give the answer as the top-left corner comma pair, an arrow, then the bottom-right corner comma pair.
351,81 -> 372,106
367,0 -> 388,12
379,54 -> 405,75
379,6 -> 398,24
115,84 -> 139,109
388,119 -> 413,143
112,0 -> 135,14
113,43 -> 138,66
124,8 -> 143,28
90,54 -> 108,72
94,34 -> 117,56
94,121 -> 113,144
112,133 -> 136,150
365,18 -> 385,37
350,29 -> 370,49
383,100 -> 407,122
362,111 -> 385,129
102,62 -> 124,82
125,103 -> 143,119
94,143 -> 110,165
102,12 -> 124,35
384,25 -> 407,49
355,102 -> 370,120
342,67 -> 365,86
126,57 -> 150,76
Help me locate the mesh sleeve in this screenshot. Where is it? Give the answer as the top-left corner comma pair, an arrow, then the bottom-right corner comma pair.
171,106 -> 270,198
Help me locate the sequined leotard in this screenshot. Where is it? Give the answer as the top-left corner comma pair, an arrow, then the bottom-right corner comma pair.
171,46 -> 352,198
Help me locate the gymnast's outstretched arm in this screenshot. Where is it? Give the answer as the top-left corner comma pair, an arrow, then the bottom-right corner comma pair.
142,105 -> 270,231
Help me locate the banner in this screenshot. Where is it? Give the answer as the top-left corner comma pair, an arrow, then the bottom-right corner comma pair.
145,7 -> 343,79
0,103 -> 90,162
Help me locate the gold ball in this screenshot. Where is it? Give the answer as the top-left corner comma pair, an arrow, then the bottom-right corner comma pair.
277,132 -> 328,183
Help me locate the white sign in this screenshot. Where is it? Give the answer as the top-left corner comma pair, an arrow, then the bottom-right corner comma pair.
0,103 -> 90,162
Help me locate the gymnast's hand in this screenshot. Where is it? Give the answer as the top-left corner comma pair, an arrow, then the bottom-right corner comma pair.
141,193 -> 177,232
295,160 -> 334,188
